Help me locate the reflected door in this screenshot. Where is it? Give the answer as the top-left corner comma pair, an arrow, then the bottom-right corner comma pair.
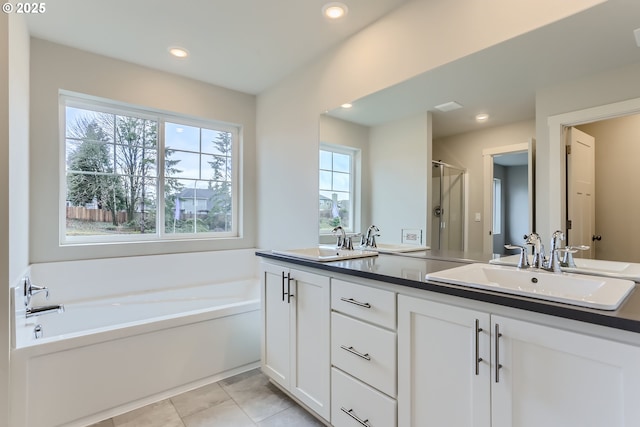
432,162 -> 465,251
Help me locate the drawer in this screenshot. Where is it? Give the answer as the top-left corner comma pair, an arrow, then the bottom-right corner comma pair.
331,312 -> 396,397
331,279 -> 396,329
331,367 -> 396,427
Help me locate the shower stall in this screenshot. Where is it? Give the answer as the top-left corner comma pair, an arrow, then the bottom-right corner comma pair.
431,161 -> 465,251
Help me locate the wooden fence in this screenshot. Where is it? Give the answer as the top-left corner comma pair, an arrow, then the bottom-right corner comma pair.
66,206 -> 128,224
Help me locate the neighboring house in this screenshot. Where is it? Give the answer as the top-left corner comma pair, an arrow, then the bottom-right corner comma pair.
176,188 -> 216,219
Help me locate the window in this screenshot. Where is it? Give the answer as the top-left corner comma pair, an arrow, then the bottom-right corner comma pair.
62,94 -> 239,243
493,177 -> 502,235
319,144 -> 357,233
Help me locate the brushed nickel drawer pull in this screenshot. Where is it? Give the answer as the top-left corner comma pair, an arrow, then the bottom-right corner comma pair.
340,345 -> 371,361
340,297 -> 371,308
475,319 -> 483,375
495,323 -> 503,383
340,407 -> 371,426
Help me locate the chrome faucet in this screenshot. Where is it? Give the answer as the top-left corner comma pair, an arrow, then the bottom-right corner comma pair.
361,225 -> 380,249
332,226 -> 359,250
525,232 -> 545,269
23,277 -> 49,307
543,230 -> 565,272
26,304 -> 65,318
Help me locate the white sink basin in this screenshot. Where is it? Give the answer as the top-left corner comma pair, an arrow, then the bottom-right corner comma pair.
426,263 -> 635,310
272,246 -> 378,262
491,255 -> 640,282
372,243 -> 431,254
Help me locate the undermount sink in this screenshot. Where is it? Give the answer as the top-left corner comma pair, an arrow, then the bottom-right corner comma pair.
372,243 -> 431,254
426,263 -> 635,310
272,246 -> 378,262
491,254 -> 640,282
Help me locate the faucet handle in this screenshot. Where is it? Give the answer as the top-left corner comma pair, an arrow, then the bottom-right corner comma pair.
504,244 -> 530,268
23,277 -> 49,307
559,245 -> 590,268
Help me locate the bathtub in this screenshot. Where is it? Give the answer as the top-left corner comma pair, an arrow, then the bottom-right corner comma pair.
11,272 -> 261,427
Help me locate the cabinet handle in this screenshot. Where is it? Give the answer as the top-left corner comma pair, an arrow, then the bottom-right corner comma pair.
475,319 -> 483,376
286,273 -> 294,304
340,407 -> 371,426
340,297 -> 371,308
281,272 -> 286,302
340,345 -> 371,361
495,323 -> 503,383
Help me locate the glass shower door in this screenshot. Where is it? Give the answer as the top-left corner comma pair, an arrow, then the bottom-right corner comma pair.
432,162 -> 465,251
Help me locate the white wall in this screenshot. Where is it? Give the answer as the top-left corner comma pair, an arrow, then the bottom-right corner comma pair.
369,113 -> 430,245
256,0 -> 594,250
433,120 -> 535,252
1,13 -> 30,427
29,39 -> 257,262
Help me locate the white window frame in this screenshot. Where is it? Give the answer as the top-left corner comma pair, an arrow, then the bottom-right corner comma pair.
493,177 -> 502,235
319,143 -> 360,234
59,91 -> 240,245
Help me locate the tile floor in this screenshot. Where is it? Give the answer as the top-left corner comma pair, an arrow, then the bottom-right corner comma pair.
90,369 -> 325,427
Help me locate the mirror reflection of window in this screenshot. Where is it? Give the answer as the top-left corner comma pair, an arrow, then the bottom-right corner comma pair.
493,178 -> 502,235
319,144 -> 357,234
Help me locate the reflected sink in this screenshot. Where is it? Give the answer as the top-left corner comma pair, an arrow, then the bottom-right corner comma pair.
491,255 -> 640,282
272,246 -> 378,262
426,263 -> 635,310
372,243 -> 431,254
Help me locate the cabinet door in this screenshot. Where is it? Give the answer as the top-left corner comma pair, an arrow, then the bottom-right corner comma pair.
261,263 -> 291,387
290,269 -> 331,420
398,295 -> 491,427
492,315 -> 640,427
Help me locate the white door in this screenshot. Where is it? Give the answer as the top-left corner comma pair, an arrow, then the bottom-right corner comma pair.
491,315 -> 640,427
290,269 -> 331,420
567,127 -> 595,258
398,296 -> 491,427
261,263 -> 291,387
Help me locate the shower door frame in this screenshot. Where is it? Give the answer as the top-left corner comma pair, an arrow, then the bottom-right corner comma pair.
432,160 -> 467,251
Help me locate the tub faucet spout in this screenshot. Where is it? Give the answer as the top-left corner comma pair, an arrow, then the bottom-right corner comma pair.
26,304 -> 65,318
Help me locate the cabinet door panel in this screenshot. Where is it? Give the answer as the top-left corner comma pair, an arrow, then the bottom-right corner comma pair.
290,269 -> 331,420
261,265 -> 290,387
398,295 -> 491,427
492,315 -> 640,427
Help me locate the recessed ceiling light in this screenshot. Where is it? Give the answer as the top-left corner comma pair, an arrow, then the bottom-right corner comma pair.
434,101 -> 463,112
475,113 -> 490,122
341,103 -> 353,109
322,2 -> 348,19
168,47 -> 189,58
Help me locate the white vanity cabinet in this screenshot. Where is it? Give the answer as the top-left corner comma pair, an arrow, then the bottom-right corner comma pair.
260,262 -> 331,420
330,279 -> 397,427
398,295 -> 640,427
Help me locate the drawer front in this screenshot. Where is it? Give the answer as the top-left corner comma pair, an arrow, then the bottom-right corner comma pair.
331,367 -> 396,427
331,312 -> 396,397
331,279 -> 396,329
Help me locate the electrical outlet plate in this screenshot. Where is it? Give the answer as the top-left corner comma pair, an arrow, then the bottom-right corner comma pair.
401,229 -> 422,244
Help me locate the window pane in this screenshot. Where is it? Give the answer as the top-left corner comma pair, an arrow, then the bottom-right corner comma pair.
319,190 -> 351,230
165,122 -> 200,152
319,150 -> 332,170
204,154 -> 232,182
333,152 -> 350,173
333,171 -> 350,192
202,129 -> 232,155
171,151 -> 201,179
319,170 -> 332,191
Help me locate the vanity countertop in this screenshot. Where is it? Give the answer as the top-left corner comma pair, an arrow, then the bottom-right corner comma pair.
256,249 -> 640,334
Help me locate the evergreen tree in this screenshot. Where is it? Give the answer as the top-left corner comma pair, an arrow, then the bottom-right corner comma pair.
207,131 -> 233,231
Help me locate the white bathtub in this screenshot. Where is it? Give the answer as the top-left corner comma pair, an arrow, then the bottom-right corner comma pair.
11,277 -> 261,427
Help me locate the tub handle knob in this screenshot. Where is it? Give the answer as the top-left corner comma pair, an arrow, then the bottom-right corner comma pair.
24,277 -> 49,306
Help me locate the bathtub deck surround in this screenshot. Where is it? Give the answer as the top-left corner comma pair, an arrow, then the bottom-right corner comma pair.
11,249 -> 262,427
89,369 -> 324,427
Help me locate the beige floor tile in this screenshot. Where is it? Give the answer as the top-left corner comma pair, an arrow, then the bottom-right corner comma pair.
182,399 -> 255,427
221,371 -> 293,422
112,399 -> 184,427
171,382 -> 231,418
257,405 -> 326,427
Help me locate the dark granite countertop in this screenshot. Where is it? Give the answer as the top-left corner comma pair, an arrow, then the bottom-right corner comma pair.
256,250 -> 640,334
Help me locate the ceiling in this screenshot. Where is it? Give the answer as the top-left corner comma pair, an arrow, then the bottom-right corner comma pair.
326,0 -> 640,138
23,0 -> 411,95
23,0 -> 640,139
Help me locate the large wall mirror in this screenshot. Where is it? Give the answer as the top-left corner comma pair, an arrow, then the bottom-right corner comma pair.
319,0 -> 640,257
